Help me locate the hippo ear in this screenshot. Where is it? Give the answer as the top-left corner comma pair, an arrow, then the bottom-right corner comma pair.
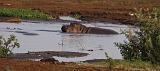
61,25 -> 67,32
70,23 -> 76,26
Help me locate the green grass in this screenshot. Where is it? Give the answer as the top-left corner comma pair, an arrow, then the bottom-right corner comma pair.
0,8 -> 55,20
89,60 -> 160,71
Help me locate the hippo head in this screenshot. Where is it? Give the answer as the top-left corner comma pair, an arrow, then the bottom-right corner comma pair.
61,25 -> 68,32
61,22 -> 87,33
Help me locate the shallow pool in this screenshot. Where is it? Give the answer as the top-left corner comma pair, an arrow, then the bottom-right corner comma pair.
0,20 -> 131,62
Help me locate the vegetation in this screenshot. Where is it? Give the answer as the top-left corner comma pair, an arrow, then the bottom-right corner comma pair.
91,59 -> 159,71
0,35 -> 20,58
115,8 -> 160,64
0,8 -> 54,20
3,66 -> 13,71
105,53 -> 114,71
102,52 -> 159,71
70,12 -> 82,19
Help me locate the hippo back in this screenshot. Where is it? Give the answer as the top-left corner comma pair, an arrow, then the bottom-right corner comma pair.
87,27 -> 118,34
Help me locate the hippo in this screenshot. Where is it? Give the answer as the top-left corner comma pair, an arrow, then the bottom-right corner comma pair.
61,22 -> 118,34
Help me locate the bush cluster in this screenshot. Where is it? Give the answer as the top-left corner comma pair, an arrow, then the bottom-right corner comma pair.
115,8 -> 160,64
0,35 -> 20,58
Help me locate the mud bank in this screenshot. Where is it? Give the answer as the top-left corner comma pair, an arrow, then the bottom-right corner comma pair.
0,58 -> 158,71
9,51 -> 89,60
0,58 -> 109,71
0,17 -> 21,23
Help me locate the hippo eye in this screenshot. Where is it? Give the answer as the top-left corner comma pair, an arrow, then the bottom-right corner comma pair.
61,25 -> 67,32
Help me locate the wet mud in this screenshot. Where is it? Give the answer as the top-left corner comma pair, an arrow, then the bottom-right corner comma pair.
9,51 -> 89,60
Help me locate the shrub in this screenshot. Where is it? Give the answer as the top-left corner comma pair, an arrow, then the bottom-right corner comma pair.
115,8 -> 160,64
70,12 -> 82,19
0,35 -> 20,58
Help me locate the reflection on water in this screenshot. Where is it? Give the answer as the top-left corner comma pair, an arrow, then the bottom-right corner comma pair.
0,21 -> 131,62
15,31 -> 39,36
36,30 -> 61,32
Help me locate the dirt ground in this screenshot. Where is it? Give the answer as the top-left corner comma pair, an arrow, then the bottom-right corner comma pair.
0,58 -> 158,71
0,58 -> 121,71
0,0 -> 160,24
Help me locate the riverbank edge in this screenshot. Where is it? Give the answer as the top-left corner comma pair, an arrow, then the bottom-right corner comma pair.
0,58 -> 159,71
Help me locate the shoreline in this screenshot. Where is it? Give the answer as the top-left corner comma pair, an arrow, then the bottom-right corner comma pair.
0,16 -> 126,25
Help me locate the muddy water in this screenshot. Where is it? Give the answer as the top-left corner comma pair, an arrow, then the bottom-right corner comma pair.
0,20 -> 131,62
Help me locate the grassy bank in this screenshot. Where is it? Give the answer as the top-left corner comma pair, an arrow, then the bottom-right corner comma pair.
0,8 -> 54,20
84,60 -> 160,71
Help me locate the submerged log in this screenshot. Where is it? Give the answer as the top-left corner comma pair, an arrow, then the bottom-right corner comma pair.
61,22 -> 118,34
